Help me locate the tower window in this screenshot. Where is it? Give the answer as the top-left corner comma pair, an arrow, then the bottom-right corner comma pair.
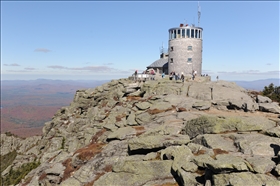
170,46 -> 174,51
170,58 -> 173,63
187,58 -> 192,62
186,29 -> 190,38
182,29 -> 185,37
188,46 -> 192,50
191,29 -> 194,38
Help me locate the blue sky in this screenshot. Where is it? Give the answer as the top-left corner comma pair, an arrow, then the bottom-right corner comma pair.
1,1 -> 279,81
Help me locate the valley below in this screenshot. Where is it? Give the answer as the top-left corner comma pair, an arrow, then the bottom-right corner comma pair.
1,79 -> 109,137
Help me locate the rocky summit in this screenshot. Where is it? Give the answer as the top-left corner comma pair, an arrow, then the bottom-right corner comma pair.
1,78 -> 280,186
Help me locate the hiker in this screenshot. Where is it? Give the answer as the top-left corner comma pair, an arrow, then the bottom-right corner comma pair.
177,72 -> 180,80
181,72 -> 185,82
162,72 -> 165,78
151,69 -> 155,80
169,72 -> 173,80
134,70 -> 137,81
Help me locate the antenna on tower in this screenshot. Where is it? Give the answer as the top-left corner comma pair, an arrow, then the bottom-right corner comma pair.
198,2 -> 201,26
159,42 -> 164,54
192,17 -> 195,27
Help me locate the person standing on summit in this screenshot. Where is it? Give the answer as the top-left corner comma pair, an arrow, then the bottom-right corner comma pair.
134,70 -> 138,81
181,72 -> 185,83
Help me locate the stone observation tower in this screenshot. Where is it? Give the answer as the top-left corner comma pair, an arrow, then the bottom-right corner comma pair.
147,3 -> 204,77
168,23 -> 203,76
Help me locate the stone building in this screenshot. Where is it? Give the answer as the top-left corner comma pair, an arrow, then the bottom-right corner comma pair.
146,52 -> 168,74
148,23 -> 203,76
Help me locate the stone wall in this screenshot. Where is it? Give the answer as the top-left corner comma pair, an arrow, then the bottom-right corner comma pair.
168,38 -> 202,76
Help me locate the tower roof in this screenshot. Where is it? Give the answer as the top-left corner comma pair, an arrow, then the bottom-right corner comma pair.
168,24 -> 203,32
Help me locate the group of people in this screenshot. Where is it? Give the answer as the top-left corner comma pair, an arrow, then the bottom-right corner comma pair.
134,69 -> 156,81
168,71 -> 185,82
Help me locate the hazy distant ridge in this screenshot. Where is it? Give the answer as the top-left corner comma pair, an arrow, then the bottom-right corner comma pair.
231,78 -> 280,91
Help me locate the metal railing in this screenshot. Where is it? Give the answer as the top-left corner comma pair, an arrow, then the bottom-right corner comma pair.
129,73 -> 155,81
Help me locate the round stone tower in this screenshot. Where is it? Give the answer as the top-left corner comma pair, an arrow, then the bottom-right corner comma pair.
168,23 -> 203,76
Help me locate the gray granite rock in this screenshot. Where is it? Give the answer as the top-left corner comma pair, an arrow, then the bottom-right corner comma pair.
107,126 -> 136,140
259,102 -> 280,114
257,95 -> 272,103
213,172 -> 279,185
128,134 -> 190,151
246,156 -> 276,174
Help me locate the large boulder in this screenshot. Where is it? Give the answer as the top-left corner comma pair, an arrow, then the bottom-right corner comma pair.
234,133 -> 280,157
128,134 -> 190,152
193,134 -> 237,152
259,102 -> 280,114
205,154 -> 250,173
245,156 -> 276,174
107,127 -> 136,140
182,115 -> 275,139
94,160 -> 173,186
257,95 -> 272,103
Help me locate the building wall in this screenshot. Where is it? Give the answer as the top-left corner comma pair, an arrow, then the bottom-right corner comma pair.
168,31 -> 203,76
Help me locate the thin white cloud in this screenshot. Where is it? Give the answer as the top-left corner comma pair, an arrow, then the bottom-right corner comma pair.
7,70 -> 29,72
103,63 -> 114,65
47,65 -> 130,74
4,63 -> 20,66
48,65 -> 67,69
24,68 -> 36,70
69,66 -> 114,72
34,48 -> 51,53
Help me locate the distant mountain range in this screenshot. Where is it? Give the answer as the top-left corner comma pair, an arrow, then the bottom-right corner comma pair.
230,78 -> 280,91
1,79 -> 110,137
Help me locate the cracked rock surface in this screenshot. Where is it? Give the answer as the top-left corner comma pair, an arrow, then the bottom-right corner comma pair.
1,78 -> 280,185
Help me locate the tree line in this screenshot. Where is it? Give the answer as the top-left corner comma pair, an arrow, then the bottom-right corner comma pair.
262,83 -> 280,103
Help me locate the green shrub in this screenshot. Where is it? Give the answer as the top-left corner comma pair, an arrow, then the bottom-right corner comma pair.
1,161 -> 40,185
0,150 -> 17,173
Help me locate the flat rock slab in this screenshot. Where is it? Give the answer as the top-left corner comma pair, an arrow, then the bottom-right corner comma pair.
213,172 -> 279,185
107,126 -> 136,140
192,101 -> 211,110
234,133 -> 280,157
177,170 -> 202,186
94,160 -> 173,186
182,115 -> 275,139
245,156 -> 276,174
45,163 -> 65,175
259,102 -> 280,114
266,126 -> 280,138
195,134 -> 237,152
205,154 -> 249,173
188,82 -> 212,101
128,134 -> 190,151
135,102 -> 151,110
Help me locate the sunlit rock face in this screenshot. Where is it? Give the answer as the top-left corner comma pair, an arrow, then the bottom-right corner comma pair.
2,78 -> 280,185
